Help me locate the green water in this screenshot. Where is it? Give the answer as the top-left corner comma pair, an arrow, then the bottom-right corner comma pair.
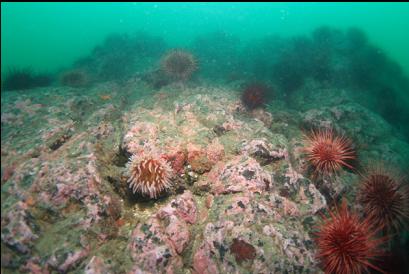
1,2 -> 409,138
2,2 -> 409,74
2,3 -> 409,273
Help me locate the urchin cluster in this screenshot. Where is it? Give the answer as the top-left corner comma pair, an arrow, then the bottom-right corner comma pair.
304,128 -> 356,176
126,154 -> 173,199
315,201 -> 385,274
161,50 -> 197,80
358,164 -> 409,232
304,128 -> 408,273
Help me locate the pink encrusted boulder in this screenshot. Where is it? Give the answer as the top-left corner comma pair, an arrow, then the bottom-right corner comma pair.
187,149 -> 213,174
250,108 -> 273,128
128,217 -> 182,274
275,162 -> 308,197
162,150 -> 187,175
47,246 -> 90,273
206,138 -> 225,164
193,244 -> 220,274
298,183 -> 327,215
20,257 -> 45,274
160,214 -> 190,254
193,221 -> 235,274
1,201 -> 38,254
193,219 -> 268,273
157,191 -> 197,254
222,194 -> 264,225
84,256 -> 112,274
128,191 -> 197,272
240,138 -> 287,166
187,140 -> 224,174
1,164 -> 16,183
199,155 -> 272,195
265,192 -> 301,217
158,190 -> 197,225
122,121 -> 160,155
191,190 -> 319,273
262,224 -> 314,267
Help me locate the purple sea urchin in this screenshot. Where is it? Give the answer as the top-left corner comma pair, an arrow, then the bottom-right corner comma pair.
126,154 -> 173,198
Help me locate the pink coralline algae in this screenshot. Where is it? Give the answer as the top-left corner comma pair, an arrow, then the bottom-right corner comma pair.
192,185 -> 318,273
230,238 -> 257,264
128,191 -> 197,272
123,122 -> 159,154
84,256 -> 111,274
1,164 -> 16,183
1,202 -> 39,254
3,74 -> 407,274
193,221 -> 235,274
15,99 -> 42,116
187,149 -> 213,174
251,108 -> 273,127
206,138 -> 225,163
158,190 -> 197,224
193,246 -> 220,274
162,150 -> 187,175
20,257 -> 45,274
1,112 -> 22,125
200,155 -> 272,195
262,224 -> 313,266
183,140 -> 224,175
157,191 -> 197,253
45,245 -> 91,273
240,138 -> 287,165
161,214 -> 190,254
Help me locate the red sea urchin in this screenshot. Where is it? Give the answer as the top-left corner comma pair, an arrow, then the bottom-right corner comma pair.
304,128 -> 356,176
126,154 -> 174,199
241,83 -> 268,110
161,50 -> 197,81
358,164 -> 409,233
315,200 -> 386,274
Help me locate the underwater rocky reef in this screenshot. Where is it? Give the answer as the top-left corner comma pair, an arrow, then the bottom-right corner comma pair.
1,27 -> 409,273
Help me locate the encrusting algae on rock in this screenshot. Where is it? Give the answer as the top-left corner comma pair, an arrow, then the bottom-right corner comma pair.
2,80 -> 409,273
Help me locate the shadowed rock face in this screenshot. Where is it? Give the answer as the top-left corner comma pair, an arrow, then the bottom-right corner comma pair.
2,68 -> 53,91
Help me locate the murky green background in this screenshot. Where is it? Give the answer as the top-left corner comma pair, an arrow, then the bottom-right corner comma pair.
2,2 -> 409,75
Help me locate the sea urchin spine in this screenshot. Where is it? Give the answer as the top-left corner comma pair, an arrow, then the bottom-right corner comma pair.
315,200 -> 386,274
126,154 -> 173,199
358,163 -> 409,233
304,128 -> 356,176
161,50 -> 197,81
240,83 -> 269,110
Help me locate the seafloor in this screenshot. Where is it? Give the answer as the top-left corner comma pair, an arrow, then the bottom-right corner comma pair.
1,76 -> 409,273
